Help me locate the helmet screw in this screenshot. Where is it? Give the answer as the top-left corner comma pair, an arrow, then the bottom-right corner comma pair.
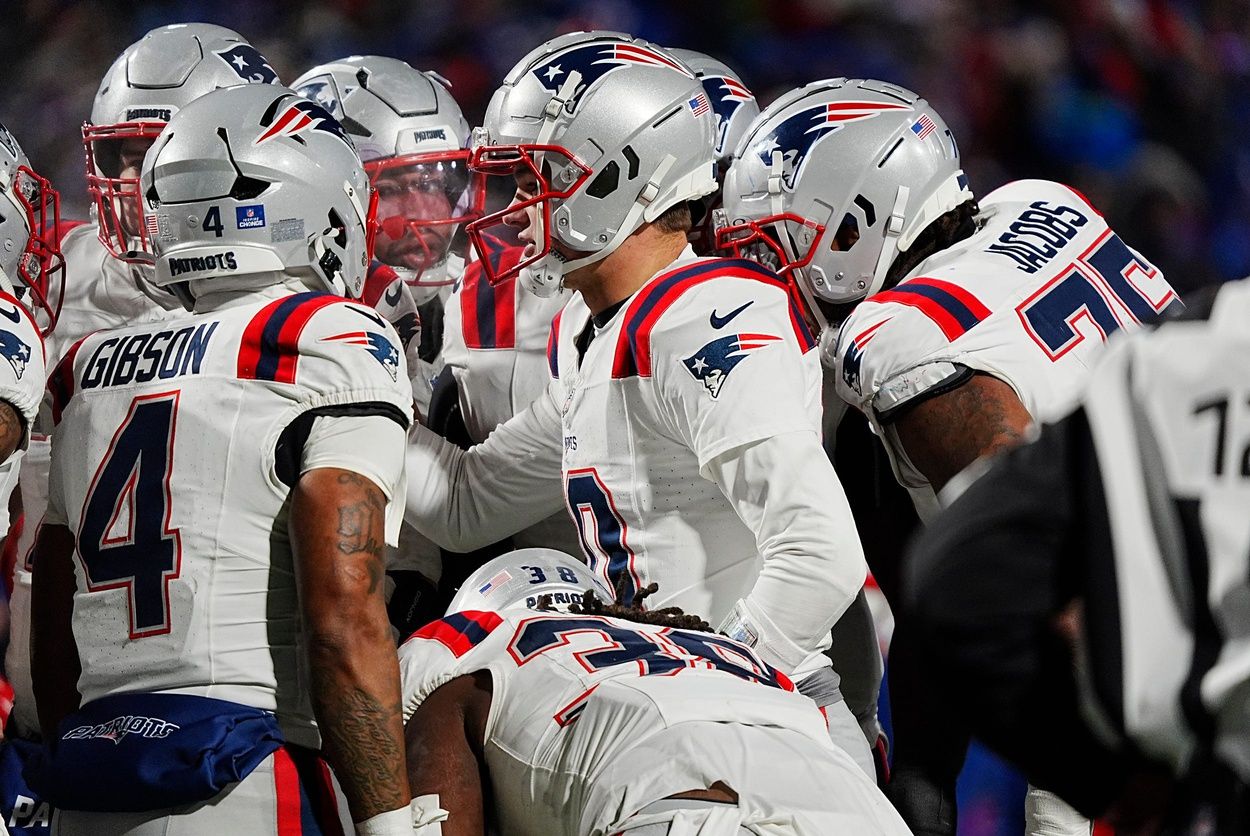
814,275 -> 825,287
2,241 -> 12,253
835,271 -> 845,281
856,279 -> 867,290
558,217 -> 568,226
596,233 -> 608,243
186,216 -> 198,228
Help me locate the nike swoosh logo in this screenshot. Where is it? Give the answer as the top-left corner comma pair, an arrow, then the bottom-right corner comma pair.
709,300 -> 753,329
384,282 -> 403,307
348,305 -> 387,328
0,306 -> 20,324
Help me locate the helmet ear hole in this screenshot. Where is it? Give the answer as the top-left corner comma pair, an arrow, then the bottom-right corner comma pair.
586,161 -> 620,199
327,208 -> 348,248
833,214 -> 860,252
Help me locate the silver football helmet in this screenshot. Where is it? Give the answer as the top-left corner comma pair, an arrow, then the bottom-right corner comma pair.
719,78 -> 972,321
140,84 -> 376,307
447,549 -> 614,615
85,23 -> 281,262
666,48 -> 758,166
0,123 -> 63,333
292,56 -> 483,298
468,31 -> 717,297
665,48 -> 758,254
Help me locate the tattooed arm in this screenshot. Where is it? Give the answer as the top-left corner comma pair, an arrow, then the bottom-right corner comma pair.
892,373 -> 1034,494
292,468 -> 410,823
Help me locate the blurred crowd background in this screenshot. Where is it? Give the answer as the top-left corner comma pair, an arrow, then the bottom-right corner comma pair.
5,0 -> 1242,832
7,0 -> 1250,296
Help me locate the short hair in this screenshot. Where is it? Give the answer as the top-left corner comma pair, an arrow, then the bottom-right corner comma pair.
653,201 -> 693,235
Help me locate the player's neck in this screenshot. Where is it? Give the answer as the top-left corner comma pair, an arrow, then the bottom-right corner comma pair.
564,225 -> 689,315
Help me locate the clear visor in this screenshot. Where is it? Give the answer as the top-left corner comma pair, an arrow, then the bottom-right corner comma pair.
10,165 -> 65,336
82,121 -> 165,263
367,150 -> 485,286
464,144 -> 591,286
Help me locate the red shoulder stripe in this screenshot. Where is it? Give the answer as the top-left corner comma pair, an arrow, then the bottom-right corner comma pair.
237,292 -> 343,384
613,258 -> 812,379
546,308 -> 563,379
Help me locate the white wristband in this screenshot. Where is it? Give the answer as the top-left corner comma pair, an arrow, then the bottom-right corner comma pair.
355,805 -> 413,836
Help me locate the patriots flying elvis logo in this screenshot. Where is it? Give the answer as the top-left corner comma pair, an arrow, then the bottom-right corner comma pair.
320,330 -> 400,381
701,75 -> 755,157
255,100 -> 350,146
214,45 -> 279,85
752,100 -> 912,190
682,332 -> 780,398
839,320 -> 888,396
0,330 -> 31,380
531,42 -> 690,110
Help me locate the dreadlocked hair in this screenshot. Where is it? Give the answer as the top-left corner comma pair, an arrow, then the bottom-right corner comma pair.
882,198 -> 980,291
536,582 -> 713,632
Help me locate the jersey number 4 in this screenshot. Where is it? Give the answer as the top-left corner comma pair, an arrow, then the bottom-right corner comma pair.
1016,230 -> 1176,360
78,392 -> 182,639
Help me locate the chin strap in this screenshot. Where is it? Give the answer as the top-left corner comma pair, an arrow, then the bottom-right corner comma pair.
762,149 -> 833,360
527,152 -> 678,299
869,184 -> 911,297
523,71 -> 584,298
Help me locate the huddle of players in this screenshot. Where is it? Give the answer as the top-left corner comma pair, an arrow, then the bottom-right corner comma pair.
0,17 -> 1237,836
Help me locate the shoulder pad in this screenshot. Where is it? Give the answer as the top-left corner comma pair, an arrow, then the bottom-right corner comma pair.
613,258 -> 815,379
834,299 -> 949,407
980,179 -> 1104,218
236,292 -> 411,407
398,610 -> 505,721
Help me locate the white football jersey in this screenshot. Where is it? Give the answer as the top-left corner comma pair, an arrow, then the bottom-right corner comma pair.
441,245 -> 579,554
1079,279 -> 1250,781
443,247 -> 565,443
551,252 -> 821,621
406,247 -> 866,677
44,291 -> 412,747
833,179 -> 1180,516
398,609 -> 835,836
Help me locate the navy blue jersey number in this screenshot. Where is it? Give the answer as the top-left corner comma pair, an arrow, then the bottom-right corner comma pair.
509,615 -> 791,690
78,392 -> 182,638
564,468 -> 639,604
1017,231 -> 1176,360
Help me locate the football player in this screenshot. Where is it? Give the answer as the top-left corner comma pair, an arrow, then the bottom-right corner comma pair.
405,35 -> 874,775
0,122 -> 62,836
3,23 -> 283,752
0,122 -> 60,526
292,55 -> 474,414
30,84 -> 422,835
399,549 -> 911,835
718,78 -> 1181,835
906,281 -> 1249,831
